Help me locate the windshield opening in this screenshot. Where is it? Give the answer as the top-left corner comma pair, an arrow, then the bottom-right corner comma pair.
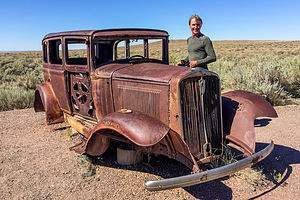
93,37 -> 166,68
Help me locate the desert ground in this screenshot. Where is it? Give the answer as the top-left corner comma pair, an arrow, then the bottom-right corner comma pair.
0,106 -> 299,199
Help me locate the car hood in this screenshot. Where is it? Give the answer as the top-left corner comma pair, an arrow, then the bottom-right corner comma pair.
95,62 -> 187,83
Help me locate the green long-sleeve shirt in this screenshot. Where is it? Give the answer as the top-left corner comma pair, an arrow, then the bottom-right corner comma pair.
183,33 -> 216,69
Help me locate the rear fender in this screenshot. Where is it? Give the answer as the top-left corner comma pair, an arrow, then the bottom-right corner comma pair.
222,90 -> 277,156
34,82 -> 64,124
85,110 -> 200,172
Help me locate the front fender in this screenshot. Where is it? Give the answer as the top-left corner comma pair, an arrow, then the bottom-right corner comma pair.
85,110 -> 170,156
85,110 -> 200,172
34,82 -> 64,124
222,90 -> 277,156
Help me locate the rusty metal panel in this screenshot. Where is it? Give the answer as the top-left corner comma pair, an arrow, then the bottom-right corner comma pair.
169,68 -> 194,136
87,110 -> 170,147
64,113 -> 91,138
43,67 -> 71,114
84,110 -> 200,171
93,29 -> 169,38
112,80 -> 169,125
69,72 -> 95,119
113,63 -> 184,83
222,90 -> 278,156
44,29 -> 169,41
43,68 -> 50,83
34,82 -> 64,124
91,78 -> 114,120
44,30 -> 96,40
94,63 -> 131,78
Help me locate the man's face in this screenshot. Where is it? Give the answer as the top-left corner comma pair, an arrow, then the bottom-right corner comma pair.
189,18 -> 202,37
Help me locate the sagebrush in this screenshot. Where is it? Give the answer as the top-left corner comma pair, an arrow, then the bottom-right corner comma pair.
1,40 -> 299,111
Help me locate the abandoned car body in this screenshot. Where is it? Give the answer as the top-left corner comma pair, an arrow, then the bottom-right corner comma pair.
34,29 -> 277,191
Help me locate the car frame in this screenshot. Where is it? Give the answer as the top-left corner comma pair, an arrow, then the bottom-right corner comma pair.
34,28 -> 277,190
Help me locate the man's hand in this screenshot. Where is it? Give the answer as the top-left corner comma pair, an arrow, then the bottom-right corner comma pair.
176,60 -> 190,66
175,61 -> 182,66
189,61 -> 197,67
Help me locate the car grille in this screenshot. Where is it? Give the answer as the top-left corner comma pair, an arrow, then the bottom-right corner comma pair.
179,76 -> 222,160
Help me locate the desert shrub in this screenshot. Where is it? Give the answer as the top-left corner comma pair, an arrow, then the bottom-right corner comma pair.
0,51 -> 43,111
210,54 -> 299,105
168,52 -> 183,66
0,53 -> 43,86
19,62 -> 44,90
280,56 -> 300,98
0,84 -> 34,111
247,57 -> 289,104
238,55 -> 289,105
0,41 -> 299,111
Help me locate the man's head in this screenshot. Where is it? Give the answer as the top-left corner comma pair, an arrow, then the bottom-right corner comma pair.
189,15 -> 202,37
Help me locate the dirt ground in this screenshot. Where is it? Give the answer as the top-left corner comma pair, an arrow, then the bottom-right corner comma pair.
0,106 -> 299,200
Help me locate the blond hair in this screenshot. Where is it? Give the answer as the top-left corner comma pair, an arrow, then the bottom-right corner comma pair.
189,15 -> 203,25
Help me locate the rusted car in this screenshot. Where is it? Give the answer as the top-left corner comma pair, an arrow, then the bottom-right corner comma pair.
34,29 -> 277,191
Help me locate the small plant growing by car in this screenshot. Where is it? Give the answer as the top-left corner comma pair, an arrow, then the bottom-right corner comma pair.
77,154 -> 96,178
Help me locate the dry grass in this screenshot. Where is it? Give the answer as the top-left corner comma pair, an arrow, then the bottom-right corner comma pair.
169,40 -> 300,105
169,40 -> 300,58
0,40 -> 299,111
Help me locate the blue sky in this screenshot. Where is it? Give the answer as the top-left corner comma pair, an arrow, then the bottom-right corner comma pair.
1,0 -> 300,51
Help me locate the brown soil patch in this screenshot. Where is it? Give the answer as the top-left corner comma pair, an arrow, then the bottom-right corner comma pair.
0,106 -> 299,199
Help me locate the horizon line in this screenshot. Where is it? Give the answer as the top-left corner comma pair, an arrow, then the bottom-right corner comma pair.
1,39 -> 299,52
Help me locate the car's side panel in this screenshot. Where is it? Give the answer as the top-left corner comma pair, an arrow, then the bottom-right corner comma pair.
112,79 -> 169,125
44,67 -> 71,114
43,37 -> 72,114
169,68 -> 194,137
91,78 -> 114,120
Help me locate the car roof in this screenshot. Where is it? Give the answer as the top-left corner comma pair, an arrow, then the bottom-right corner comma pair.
43,28 -> 169,40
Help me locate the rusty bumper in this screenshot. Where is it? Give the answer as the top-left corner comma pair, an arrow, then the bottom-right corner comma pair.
145,141 -> 274,191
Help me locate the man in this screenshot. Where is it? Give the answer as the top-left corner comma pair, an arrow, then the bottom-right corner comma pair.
176,15 -> 216,69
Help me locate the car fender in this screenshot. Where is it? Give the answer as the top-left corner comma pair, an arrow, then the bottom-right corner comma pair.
85,110 -> 170,155
222,90 -> 277,156
34,82 -> 64,124
84,110 -> 200,172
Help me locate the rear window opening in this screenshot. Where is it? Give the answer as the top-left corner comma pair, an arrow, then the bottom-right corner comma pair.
43,43 -> 48,63
49,40 -> 62,64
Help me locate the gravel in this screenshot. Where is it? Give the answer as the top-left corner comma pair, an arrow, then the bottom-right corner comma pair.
0,106 -> 299,199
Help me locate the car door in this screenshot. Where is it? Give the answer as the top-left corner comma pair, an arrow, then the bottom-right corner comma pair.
63,36 -> 95,119
45,37 -> 72,113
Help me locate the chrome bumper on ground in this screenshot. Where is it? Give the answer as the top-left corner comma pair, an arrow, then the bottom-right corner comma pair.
145,141 -> 274,191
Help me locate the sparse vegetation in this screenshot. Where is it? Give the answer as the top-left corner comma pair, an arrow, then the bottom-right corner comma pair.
77,154 -> 96,178
206,144 -> 274,189
171,40 -> 300,105
270,169 -> 282,183
1,40 -> 299,111
0,51 -> 43,111
235,167 -> 271,191
208,144 -> 238,169
65,127 -> 79,141
201,144 -> 282,191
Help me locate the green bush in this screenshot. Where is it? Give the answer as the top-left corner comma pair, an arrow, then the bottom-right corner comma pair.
169,53 -> 182,66
209,54 -> 300,105
0,40 -> 299,112
0,51 -> 43,111
0,84 -> 34,111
